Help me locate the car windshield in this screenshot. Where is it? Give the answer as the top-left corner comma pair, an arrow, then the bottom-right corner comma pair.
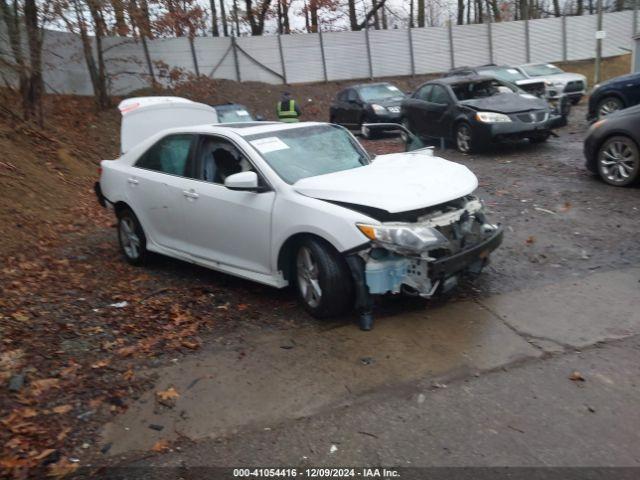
216,106 -> 255,123
245,125 -> 370,184
521,64 -> 564,77
451,80 -> 517,101
479,67 -> 527,82
358,84 -> 405,102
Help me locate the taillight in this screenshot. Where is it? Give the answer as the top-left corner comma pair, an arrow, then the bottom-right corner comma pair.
98,166 -> 102,176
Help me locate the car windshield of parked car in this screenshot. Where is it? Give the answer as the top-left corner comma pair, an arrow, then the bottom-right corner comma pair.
521,64 -> 564,77
358,84 -> 405,102
246,125 -> 370,184
451,80 -> 516,101
479,67 -> 527,82
216,106 -> 255,123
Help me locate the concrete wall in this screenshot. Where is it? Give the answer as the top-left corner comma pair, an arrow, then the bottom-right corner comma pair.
0,11 -> 636,96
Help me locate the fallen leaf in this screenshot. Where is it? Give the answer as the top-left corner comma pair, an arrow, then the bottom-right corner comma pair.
30,378 -> 60,396
116,346 -> 136,357
569,370 -> 585,382
151,439 -> 170,453
525,236 -> 536,245
156,387 -> 179,407
47,457 -> 78,478
91,359 -> 110,369
123,369 -> 135,381
35,449 -> 56,460
52,404 -> 72,415
180,339 -> 200,350
11,312 -> 30,322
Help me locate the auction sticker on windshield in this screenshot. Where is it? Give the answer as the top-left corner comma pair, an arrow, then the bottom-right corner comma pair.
236,110 -> 250,116
251,137 -> 290,154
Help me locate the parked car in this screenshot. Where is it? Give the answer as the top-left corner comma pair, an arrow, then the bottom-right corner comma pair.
329,82 -> 406,138
584,104 -> 640,186
444,64 -> 547,98
211,103 -> 262,123
401,76 -> 561,153
587,71 -> 640,121
96,98 -> 503,330
515,63 -> 586,105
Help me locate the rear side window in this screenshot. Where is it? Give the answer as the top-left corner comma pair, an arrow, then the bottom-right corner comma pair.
337,90 -> 348,102
195,135 -> 256,185
347,89 -> 359,102
430,85 -> 451,104
136,134 -> 195,177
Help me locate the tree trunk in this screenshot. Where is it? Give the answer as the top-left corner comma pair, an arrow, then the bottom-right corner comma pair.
576,0 -> 583,15
356,0 -> 387,30
457,0 -> 464,25
552,0 -> 560,16
417,0 -> 425,27
476,0 -> 483,23
371,0 -> 380,29
282,0 -> 290,33
219,0 -> 228,35
486,0 -> 500,21
22,0 -> 43,124
409,0 -> 414,27
210,0 -> 219,35
76,0 -> 109,110
348,0 -> 358,30
244,0 -> 271,35
233,0 -> 240,35
381,3 -> 387,29
309,0 -> 318,32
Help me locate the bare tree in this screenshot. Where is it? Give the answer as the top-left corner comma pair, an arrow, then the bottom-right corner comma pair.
417,0 -> 424,26
244,0 -> 271,35
457,0 -> 465,24
210,0 -> 219,35
219,0 -> 228,35
0,0 -> 44,123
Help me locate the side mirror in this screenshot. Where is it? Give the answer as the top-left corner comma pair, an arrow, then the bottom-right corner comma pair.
224,171 -> 260,191
255,114 -> 265,121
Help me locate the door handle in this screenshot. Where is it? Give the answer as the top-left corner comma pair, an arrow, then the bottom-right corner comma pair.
127,178 -> 139,185
183,189 -> 199,200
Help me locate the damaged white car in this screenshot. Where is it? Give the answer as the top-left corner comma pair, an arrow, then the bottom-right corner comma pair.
96,98 -> 503,330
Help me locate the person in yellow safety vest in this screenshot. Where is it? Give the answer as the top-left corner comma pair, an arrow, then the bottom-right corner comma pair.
276,92 -> 301,123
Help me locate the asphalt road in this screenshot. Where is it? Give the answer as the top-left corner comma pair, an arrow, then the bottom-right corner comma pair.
85,104 -> 640,476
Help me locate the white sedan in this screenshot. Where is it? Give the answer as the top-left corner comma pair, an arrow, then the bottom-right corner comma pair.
97,107 -> 502,330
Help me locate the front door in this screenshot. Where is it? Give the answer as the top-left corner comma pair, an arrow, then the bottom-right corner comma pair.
179,134 -> 275,275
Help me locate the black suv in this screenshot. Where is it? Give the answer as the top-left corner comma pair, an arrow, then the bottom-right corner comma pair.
587,72 -> 640,121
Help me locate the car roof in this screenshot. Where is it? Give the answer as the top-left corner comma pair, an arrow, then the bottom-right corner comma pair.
170,121 -> 329,137
346,82 -> 396,90
212,103 -> 248,109
433,74 -> 496,85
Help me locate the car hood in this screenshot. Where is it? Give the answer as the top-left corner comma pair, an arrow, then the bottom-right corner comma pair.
514,78 -> 545,86
293,153 -> 478,214
542,72 -> 586,84
460,93 -> 548,113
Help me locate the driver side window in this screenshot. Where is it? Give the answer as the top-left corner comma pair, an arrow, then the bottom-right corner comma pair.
347,89 -> 359,102
195,135 -> 255,185
430,85 -> 451,104
415,85 -> 432,101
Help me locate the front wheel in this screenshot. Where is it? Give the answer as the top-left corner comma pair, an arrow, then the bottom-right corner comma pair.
597,96 -> 623,119
294,238 -> 354,318
455,122 -> 474,153
117,208 -> 148,265
596,135 -> 640,187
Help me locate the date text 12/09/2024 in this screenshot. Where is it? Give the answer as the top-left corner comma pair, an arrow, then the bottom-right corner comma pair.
233,468 -> 400,478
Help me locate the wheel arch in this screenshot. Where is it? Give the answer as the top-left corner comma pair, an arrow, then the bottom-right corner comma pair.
277,232 -> 344,282
597,91 -> 627,109
592,131 -> 640,169
113,201 -> 133,218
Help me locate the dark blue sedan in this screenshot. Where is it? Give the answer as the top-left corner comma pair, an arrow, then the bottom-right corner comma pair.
587,71 -> 640,121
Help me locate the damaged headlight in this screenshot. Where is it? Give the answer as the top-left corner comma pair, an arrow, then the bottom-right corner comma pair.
371,104 -> 388,115
356,223 -> 449,252
475,112 -> 512,123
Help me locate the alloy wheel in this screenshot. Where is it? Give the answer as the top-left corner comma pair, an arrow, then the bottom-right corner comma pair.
456,124 -> 472,153
119,216 -> 141,260
296,246 -> 322,309
598,98 -> 622,118
598,138 -> 639,186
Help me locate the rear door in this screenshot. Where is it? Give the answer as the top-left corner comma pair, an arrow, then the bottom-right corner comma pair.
331,90 -> 349,125
127,134 -> 198,252
425,84 -> 455,138
345,89 -> 364,127
178,134 -> 276,274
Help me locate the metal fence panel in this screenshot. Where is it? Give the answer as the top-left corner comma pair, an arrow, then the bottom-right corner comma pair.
236,35 -> 282,83
281,33 -> 325,83
452,23 -> 490,68
195,36 -> 236,81
41,29 -> 93,95
411,26 -> 450,74
602,11 -> 634,57
370,28 -> 412,78
102,37 -> 149,95
528,16 -> 563,64
566,14 -> 596,60
323,30 -> 369,81
492,20 -> 527,65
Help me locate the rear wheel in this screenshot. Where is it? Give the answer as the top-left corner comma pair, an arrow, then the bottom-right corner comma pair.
596,135 -> 640,187
294,238 -> 354,318
117,208 -> 147,265
596,96 -> 623,119
455,122 -> 474,153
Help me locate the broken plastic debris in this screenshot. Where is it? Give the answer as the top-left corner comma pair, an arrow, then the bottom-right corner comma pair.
329,445 -> 338,454
109,301 -> 128,308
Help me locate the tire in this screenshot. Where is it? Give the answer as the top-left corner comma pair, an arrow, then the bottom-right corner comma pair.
293,237 -> 354,318
570,97 -> 581,106
529,133 -> 550,144
117,208 -> 148,265
596,135 -> 640,187
399,118 -> 411,143
454,122 -> 474,153
596,96 -> 624,119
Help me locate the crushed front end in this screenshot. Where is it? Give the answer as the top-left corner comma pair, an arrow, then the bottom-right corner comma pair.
351,196 -> 503,303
